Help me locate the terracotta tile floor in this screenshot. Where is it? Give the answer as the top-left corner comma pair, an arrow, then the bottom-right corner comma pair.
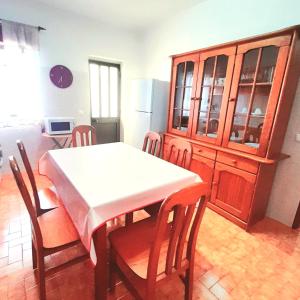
0,172 -> 300,300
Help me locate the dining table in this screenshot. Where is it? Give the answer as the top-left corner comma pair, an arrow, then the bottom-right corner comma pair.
39,142 -> 201,299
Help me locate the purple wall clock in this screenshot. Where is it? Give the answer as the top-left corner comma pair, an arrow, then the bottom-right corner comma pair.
49,65 -> 73,88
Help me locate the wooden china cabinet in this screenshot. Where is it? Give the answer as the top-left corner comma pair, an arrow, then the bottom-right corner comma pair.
163,26 -> 300,229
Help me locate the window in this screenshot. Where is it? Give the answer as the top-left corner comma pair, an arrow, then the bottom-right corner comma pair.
89,60 -> 120,118
0,21 -> 41,127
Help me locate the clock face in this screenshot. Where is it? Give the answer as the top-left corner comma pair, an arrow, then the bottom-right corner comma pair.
50,65 -> 73,88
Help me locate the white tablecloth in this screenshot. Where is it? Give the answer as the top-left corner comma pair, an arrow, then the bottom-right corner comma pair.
39,142 -> 201,251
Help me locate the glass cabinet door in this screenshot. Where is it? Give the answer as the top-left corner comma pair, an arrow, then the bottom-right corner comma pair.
168,54 -> 199,136
191,47 -> 236,145
223,36 -> 291,156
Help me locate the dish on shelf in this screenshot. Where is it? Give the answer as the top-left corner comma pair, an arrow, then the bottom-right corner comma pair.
253,108 -> 262,115
207,133 -> 217,138
250,113 -> 264,117
229,136 -> 243,142
241,107 -> 248,114
245,142 -> 259,148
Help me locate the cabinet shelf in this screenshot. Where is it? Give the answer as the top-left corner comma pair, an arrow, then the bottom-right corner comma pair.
173,108 -> 190,111
234,113 -> 265,118
202,84 -> 225,88
239,82 -> 272,87
175,85 -> 193,88
199,110 -> 220,114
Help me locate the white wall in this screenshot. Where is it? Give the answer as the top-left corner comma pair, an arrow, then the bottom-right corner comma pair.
0,0 -> 143,173
141,0 -> 300,226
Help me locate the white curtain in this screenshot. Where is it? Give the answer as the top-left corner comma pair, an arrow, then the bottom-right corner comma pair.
0,20 -> 41,126
1,20 -> 39,51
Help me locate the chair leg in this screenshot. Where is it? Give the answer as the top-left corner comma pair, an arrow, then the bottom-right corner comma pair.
37,255 -> 46,300
109,250 -> 117,293
125,212 -> 133,225
31,241 -> 37,269
184,266 -> 194,300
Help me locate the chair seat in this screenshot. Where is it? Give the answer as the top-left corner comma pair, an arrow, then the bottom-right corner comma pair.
38,207 -> 80,249
109,217 -> 172,280
38,186 -> 60,210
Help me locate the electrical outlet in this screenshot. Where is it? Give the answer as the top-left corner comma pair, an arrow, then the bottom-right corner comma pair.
296,133 -> 300,142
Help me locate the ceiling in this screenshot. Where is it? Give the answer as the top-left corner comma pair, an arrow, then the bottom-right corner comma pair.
34,0 -> 206,31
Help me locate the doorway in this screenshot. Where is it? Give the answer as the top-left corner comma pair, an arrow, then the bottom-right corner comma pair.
89,60 -> 121,144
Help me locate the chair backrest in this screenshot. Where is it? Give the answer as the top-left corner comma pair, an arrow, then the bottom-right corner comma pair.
142,131 -> 162,157
146,183 -> 208,289
165,138 -> 192,169
16,140 -> 41,215
72,125 -> 96,147
9,156 -> 43,249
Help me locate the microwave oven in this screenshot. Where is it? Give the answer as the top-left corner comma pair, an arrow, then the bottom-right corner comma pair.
44,117 -> 75,135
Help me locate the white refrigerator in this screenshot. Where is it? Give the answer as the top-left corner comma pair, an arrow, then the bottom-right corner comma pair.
130,79 -> 169,149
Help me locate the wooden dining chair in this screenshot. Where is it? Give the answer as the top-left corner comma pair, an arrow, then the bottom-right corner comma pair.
9,156 -> 89,300
125,138 -> 193,225
16,140 -> 60,216
142,131 -> 162,157
109,182 -> 209,300
165,138 -> 193,170
72,125 -> 96,147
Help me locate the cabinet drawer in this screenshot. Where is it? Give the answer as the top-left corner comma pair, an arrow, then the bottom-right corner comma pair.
193,144 -> 216,160
216,152 -> 259,174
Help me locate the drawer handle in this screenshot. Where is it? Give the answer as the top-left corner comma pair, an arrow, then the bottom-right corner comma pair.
198,149 -> 203,153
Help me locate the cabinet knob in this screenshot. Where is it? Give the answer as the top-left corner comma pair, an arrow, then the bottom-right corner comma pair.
198,149 -> 203,153
229,97 -> 236,102
191,97 -> 200,101
231,160 -> 237,164
212,181 -> 218,185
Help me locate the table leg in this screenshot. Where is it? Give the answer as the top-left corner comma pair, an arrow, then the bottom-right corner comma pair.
67,139 -> 73,148
61,137 -> 69,148
51,137 -> 64,149
93,224 -> 107,300
50,137 -> 71,149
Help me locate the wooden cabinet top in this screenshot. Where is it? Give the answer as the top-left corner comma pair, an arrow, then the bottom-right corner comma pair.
170,25 -> 300,59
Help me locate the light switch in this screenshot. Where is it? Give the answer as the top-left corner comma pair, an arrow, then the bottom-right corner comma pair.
296,133 -> 300,142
